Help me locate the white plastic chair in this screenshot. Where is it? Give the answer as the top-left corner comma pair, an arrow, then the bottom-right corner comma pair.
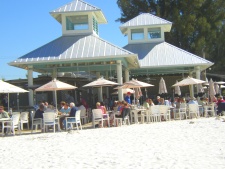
65,110 -> 82,131
2,113 -> 21,136
43,113 -> 57,133
174,103 -> 187,120
188,104 -> 200,119
20,112 -> 29,130
159,105 -> 171,121
31,111 -> 43,133
149,105 -> 160,122
114,108 -> 130,127
80,109 -> 88,124
204,103 -> 215,117
92,109 -> 110,128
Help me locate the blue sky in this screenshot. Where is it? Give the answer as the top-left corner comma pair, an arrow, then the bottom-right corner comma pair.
0,0 -> 127,80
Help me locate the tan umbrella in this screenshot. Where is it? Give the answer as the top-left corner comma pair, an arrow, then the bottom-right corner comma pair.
111,88 -> 135,95
115,79 -> 154,89
159,77 -> 167,95
214,83 -> 219,94
215,81 -> 225,95
83,77 -> 118,101
115,79 -> 153,103
174,80 -> 181,96
172,76 -> 206,87
209,78 -> 216,102
35,78 -> 77,110
0,80 -> 29,111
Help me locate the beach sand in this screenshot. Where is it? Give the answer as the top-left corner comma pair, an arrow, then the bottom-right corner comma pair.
1,117 -> 225,169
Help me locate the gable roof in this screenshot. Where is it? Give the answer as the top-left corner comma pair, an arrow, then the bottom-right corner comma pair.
123,42 -> 213,74
50,0 -> 107,24
120,13 -> 172,34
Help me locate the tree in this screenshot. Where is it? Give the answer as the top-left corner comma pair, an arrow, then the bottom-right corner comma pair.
116,0 -> 225,73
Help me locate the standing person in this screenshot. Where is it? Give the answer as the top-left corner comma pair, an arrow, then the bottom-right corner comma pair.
2,95 -> 8,108
124,92 -> 131,105
63,102 -> 78,129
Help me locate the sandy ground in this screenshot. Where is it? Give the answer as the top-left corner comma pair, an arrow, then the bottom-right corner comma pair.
1,117 -> 225,169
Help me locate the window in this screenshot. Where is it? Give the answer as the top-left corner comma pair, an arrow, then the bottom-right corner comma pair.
131,29 -> 144,40
148,28 -> 161,39
93,17 -> 98,35
66,15 -> 89,30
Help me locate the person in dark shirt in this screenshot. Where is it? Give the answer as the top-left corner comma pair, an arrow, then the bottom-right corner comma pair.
34,104 -> 45,119
63,102 -> 78,129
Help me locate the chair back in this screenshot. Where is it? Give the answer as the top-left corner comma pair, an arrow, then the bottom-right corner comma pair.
92,109 -> 103,119
189,104 -> 198,112
80,109 -> 86,117
75,110 -> 81,122
180,103 -> 186,109
150,105 -> 159,115
12,112 -> 20,115
159,105 -> 169,114
12,113 -> 21,126
43,113 -> 55,123
20,112 -> 29,121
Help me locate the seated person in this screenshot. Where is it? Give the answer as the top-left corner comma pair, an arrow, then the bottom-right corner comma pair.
63,102 -> 78,129
96,102 -> 108,127
0,106 -> 10,134
59,103 -> 71,130
115,102 -> 130,125
143,98 -> 150,109
188,97 -> 198,104
0,106 -> 9,119
34,104 -> 45,119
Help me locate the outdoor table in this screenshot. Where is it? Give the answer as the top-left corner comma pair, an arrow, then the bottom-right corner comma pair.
130,108 -> 146,124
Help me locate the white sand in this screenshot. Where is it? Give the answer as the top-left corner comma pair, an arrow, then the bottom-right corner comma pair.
1,118 -> 225,169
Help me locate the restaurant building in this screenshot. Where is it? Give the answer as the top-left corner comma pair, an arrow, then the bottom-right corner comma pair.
9,0 -> 213,106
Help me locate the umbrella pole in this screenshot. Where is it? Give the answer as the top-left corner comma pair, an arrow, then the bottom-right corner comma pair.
55,90 -> 57,111
100,86 -> 103,102
8,93 -> 9,112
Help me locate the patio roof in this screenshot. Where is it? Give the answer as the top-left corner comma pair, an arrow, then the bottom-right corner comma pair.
120,13 -> 172,34
50,0 -> 107,24
124,42 -> 214,75
9,35 -> 140,73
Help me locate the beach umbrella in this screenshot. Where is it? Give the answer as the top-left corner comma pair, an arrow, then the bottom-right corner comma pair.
209,78 -> 216,102
134,87 -> 143,99
83,77 -> 118,101
115,79 -> 153,104
115,79 -> 154,89
172,76 -> 206,87
111,88 -> 135,95
0,80 -> 29,111
159,77 -> 167,95
35,78 -> 77,110
174,80 -> 181,96
215,81 -> 225,95
214,83 -> 219,94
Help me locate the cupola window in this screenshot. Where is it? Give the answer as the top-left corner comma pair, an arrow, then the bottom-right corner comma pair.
131,29 -> 144,40
148,28 -> 161,39
66,15 -> 89,30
